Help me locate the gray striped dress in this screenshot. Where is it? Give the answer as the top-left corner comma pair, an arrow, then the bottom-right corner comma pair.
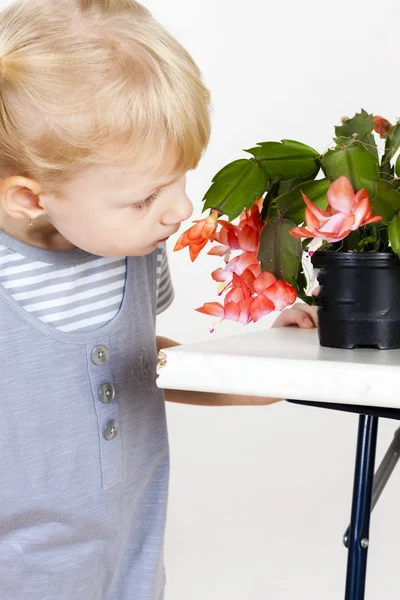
0,231 -> 174,332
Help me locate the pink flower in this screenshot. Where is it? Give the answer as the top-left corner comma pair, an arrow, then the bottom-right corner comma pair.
196,273 -> 255,325
174,210 -> 219,261
196,268 -> 296,325
289,176 -> 382,250
208,201 -> 264,257
253,272 -> 297,310
180,198 -> 297,326
211,251 -> 261,282
373,115 -> 393,138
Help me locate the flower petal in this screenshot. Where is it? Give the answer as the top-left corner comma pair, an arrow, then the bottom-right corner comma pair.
326,176 -> 355,214
373,115 -> 393,137
352,189 -> 372,228
203,218 -> 218,238
173,231 -> 190,251
304,206 -> 327,234
225,251 -> 259,275
263,280 -> 296,310
225,287 -> 247,305
253,271 -> 277,293
195,302 -> 225,318
238,225 -> 260,251
337,215 -> 356,236
365,215 -> 383,224
250,295 -> 274,322
211,267 -> 232,282
238,298 -> 254,324
224,301 -> 240,322
247,263 -> 262,278
187,221 -> 206,241
189,239 -> 208,261
319,212 -> 351,235
301,190 -> 329,221
241,268 -> 257,290
289,226 -> 315,239
208,244 -> 231,256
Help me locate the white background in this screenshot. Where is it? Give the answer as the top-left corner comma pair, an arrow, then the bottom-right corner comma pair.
146,0 -> 400,598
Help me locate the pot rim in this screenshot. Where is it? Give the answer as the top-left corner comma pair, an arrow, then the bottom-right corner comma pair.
311,250 -> 400,268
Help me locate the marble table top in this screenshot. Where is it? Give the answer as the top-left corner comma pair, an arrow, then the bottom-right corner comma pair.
156,328 -> 400,409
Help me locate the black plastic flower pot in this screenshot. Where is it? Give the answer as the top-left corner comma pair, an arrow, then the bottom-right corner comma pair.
311,251 -> 400,349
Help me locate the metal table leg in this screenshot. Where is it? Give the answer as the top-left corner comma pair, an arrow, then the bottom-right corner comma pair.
345,415 -> 379,600
343,426 -> 400,547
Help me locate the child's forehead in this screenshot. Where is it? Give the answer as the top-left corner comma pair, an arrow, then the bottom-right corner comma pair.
71,157 -> 185,194
118,158 -> 185,188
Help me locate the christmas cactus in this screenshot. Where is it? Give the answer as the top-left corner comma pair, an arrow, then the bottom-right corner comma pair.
175,110 -> 400,326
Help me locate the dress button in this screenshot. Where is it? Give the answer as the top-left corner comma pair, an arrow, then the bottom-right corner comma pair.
103,420 -> 119,441
91,345 -> 109,365
98,383 -> 115,404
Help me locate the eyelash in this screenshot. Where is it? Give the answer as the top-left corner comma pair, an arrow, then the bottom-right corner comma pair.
133,190 -> 160,211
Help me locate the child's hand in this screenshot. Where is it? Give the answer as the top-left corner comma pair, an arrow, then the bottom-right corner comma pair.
272,303 -> 318,329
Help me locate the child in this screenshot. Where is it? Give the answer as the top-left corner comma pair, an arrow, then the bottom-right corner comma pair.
0,1 -> 315,597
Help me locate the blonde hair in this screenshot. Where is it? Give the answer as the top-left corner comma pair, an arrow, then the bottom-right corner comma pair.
0,0 -> 211,182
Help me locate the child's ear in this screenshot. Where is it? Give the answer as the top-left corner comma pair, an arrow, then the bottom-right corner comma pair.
0,176 -> 44,221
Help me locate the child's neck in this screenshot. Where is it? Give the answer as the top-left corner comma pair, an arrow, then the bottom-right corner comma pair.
0,211 -> 76,251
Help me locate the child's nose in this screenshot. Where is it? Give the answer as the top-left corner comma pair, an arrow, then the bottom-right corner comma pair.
162,194 -> 193,225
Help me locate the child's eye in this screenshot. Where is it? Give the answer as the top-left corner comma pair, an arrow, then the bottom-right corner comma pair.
133,190 -> 160,211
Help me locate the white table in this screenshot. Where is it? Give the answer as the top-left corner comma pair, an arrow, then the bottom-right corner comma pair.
157,327 -> 400,600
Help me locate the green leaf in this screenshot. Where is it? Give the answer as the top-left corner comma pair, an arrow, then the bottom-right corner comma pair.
245,139 -> 320,181
260,167 -> 321,221
322,143 -> 380,196
202,159 -> 268,221
382,122 -> 400,166
396,154 -> 400,178
272,166 -> 321,196
275,178 -> 330,223
389,214 -> 400,257
334,110 -> 377,157
335,110 -> 373,139
372,180 -> 400,224
257,217 -> 302,286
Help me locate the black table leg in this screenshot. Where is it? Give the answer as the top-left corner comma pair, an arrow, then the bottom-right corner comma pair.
345,415 -> 379,600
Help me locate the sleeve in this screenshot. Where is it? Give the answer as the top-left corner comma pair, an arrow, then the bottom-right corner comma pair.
156,243 -> 175,315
